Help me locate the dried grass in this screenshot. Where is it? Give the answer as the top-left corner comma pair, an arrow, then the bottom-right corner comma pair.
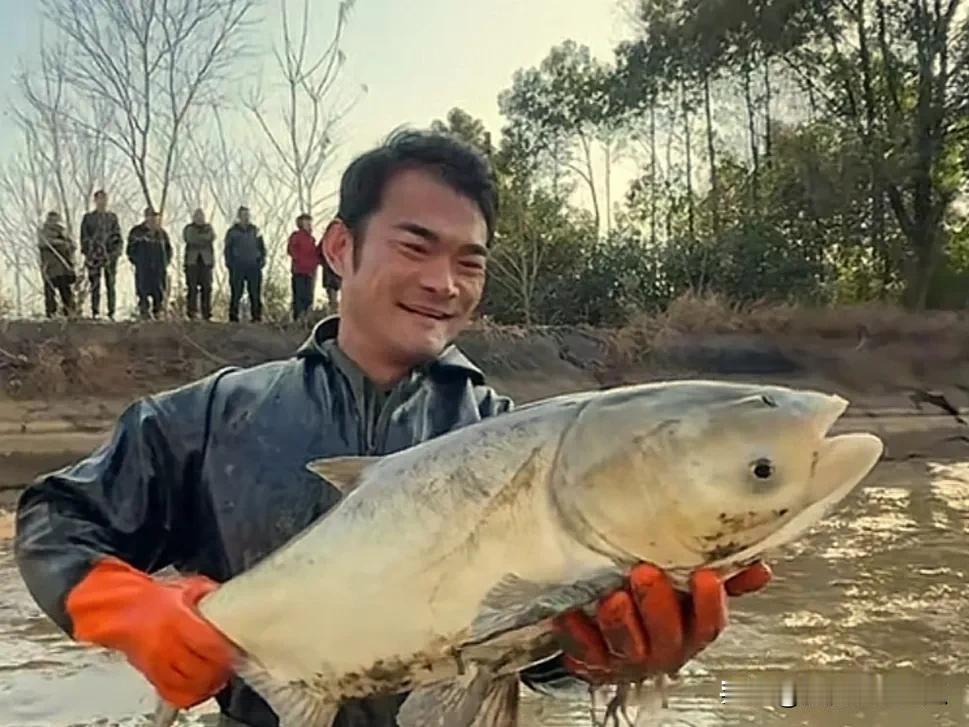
11,340 -> 116,397
609,292 -> 969,367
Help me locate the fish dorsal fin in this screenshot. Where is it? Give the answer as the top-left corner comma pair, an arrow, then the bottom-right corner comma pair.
397,667 -> 519,727
234,656 -> 338,727
305,456 -> 381,495
467,571 -> 625,643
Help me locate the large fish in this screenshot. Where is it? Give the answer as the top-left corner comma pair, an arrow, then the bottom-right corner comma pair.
153,380 -> 883,727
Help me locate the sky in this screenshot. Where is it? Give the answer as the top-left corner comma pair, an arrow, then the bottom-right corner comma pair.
0,0 -> 632,165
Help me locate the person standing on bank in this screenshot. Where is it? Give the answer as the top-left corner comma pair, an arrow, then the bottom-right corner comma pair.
79,190 -> 123,320
14,130 -> 771,727
37,211 -> 78,319
287,213 -> 319,321
126,207 -> 173,320
224,206 -> 266,323
183,208 -> 216,321
320,239 -> 341,311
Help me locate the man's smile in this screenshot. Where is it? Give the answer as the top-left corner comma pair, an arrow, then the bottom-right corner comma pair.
398,303 -> 455,321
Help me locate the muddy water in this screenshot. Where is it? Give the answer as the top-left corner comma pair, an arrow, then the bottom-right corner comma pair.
1,460 -> 968,727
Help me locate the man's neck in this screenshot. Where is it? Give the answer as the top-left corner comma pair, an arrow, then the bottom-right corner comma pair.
335,328 -> 416,390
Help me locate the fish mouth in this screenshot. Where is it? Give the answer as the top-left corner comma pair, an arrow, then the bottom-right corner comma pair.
713,430 -> 884,567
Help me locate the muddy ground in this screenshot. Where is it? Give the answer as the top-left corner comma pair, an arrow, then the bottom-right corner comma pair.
2,299 -> 969,500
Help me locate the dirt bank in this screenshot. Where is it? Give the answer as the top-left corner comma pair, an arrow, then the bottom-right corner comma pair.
2,297 -> 968,494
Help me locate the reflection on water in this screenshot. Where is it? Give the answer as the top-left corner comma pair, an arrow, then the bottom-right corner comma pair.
1,459 -> 968,726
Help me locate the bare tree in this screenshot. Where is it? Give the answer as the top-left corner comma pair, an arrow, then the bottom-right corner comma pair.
0,127 -> 55,317
38,0 -> 259,216
245,0 -> 361,217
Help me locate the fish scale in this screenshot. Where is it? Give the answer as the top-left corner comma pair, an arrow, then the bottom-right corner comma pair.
153,379 -> 883,727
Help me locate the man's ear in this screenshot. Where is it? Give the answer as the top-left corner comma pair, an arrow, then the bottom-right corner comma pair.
321,219 -> 352,277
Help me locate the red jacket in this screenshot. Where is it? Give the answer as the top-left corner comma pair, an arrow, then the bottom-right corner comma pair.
287,228 -> 321,276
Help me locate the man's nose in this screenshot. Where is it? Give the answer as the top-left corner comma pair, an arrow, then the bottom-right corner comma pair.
420,255 -> 458,297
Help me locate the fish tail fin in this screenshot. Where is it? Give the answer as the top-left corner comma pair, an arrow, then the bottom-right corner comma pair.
235,655 -> 339,727
397,666 -> 519,727
150,700 -> 179,727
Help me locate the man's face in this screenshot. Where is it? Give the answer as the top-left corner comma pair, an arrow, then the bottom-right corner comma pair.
95,194 -> 107,212
299,217 -> 313,233
146,212 -> 159,229
193,209 -> 206,225
239,210 -> 251,226
323,167 -> 488,367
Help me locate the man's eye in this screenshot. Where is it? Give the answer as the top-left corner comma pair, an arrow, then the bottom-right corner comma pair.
400,241 -> 427,255
460,259 -> 485,272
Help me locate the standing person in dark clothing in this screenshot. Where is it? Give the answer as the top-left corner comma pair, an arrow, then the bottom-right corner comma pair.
79,190 -> 123,319
37,211 -> 78,319
224,206 -> 266,323
287,213 -> 318,321
13,130 -> 771,727
183,208 -> 216,320
320,239 -> 341,311
127,207 -> 173,320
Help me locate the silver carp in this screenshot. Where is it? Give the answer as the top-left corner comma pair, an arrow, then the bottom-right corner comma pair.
153,380 -> 883,727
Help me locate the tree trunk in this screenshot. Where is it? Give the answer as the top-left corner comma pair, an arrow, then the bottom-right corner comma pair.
650,100 -> 657,247
666,104 -> 675,242
742,59 -> 760,204
703,70 -> 720,237
854,0 -> 890,296
762,56 -> 773,164
578,133 -> 601,237
682,80 -> 695,241
604,136 -> 612,235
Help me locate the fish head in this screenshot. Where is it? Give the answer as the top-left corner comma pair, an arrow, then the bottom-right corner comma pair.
552,381 -> 883,580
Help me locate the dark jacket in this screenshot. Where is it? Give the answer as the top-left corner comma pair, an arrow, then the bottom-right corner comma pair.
80,210 -> 123,268
13,317 -> 579,727
225,223 -> 266,270
126,223 -> 173,288
183,222 -> 216,267
37,219 -> 77,280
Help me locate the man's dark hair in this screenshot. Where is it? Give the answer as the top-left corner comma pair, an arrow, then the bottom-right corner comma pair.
296,213 -> 312,226
94,190 -> 106,200
336,128 -> 498,263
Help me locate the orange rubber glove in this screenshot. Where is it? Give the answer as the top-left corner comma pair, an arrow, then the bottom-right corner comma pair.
554,561 -> 772,683
65,556 -> 235,708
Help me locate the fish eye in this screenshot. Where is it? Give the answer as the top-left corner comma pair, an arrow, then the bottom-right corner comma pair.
761,394 -> 777,408
752,458 -> 774,479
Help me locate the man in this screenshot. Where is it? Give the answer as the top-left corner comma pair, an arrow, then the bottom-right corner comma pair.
79,190 -> 123,319
126,207 -> 173,320
320,237 -> 341,311
37,211 -> 78,319
14,131 -> 770,727
184,208 -> 216,321
224,206 -> 266,323
287,213 -> 319,321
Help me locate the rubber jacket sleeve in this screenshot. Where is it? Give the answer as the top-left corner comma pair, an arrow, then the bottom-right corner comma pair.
13,369 -> 232,637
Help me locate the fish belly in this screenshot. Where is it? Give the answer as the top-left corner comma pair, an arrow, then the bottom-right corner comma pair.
198,407 -> 598,699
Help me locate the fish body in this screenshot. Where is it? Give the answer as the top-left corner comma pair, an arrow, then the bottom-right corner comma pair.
154,380 -> 883,727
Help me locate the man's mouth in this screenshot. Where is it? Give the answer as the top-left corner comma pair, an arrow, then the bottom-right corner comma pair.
398,303 -> 454,321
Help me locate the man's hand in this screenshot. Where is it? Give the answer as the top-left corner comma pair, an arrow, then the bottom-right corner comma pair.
66,556 -> 234,708
553,562 -> 772,684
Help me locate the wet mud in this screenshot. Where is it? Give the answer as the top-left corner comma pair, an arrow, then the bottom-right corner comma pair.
2,456 -> 967,726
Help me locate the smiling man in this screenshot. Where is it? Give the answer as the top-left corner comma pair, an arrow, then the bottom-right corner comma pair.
14,129 -> 769,727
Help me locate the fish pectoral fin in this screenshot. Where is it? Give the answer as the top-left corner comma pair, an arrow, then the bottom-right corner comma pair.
397,668 -> 519,727
470,675 -> 520,727
235,657 -> 338,727
305,455 -> 381,495
468,571 -> 625,643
